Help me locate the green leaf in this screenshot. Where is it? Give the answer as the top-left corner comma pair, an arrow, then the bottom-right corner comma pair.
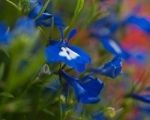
65,0 -> 84,36
43,108 -> 55,116
5,0 -> 21,11
74,0 -> 84,17
0,63 -> 5,80
0,49 -> 10,81
6,49 -> 45,91
0,92 -> 14,98
19,0 -> 31,13
5,31 -> 41,91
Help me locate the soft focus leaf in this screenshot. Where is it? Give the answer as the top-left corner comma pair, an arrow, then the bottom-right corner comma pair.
74,0 -> 84,17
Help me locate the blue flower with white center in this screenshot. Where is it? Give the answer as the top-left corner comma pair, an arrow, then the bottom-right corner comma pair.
45,29 -> 91,72
0,22 -> 10,44
92,56 -> 122,78
61,71 -> 104,104
129,93 -> 150,104
124,15 -> 150,34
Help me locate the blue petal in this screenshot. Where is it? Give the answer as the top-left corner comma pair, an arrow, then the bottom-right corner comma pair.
80,75 -> 104,97
45,41 -> 91,72
28,1 -> 42,19
79,76 -> 104,103
54,15 -> 65,29
67,28 -> 77,41
35,14 -> 52,27
61,71 -> 104,104
29,1 -> 65,28
53,15 -> 65,38
90,15 -> 119,37
124,15 -> 150,34
100,37 -> 130,59
130,93 -> 150,103
90,15 -> 130,60
92,56 -> 122,78
0,22 -> 10,44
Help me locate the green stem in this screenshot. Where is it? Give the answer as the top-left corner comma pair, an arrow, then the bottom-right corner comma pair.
64,0 -> 84,36
59,64 -> 64,120
5,0 -> 21,11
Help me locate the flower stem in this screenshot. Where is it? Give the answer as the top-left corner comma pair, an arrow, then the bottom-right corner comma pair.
5,0 -> 21,11
59,64 -> 63,120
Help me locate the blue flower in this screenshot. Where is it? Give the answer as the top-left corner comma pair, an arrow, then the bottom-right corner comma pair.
90,14 -> 119,37
0,22 -> 10,44
101,37 -> 130,59
29,0 -> 65,29
61,71 -> 104,104
129,93 -> 150,104
92,35 -> 130,59
45,29 -> 91,72
90,14 -> 130,60
29,0 -> 52,27
124,15 -> 150,34
92,56 -> 122,78
45,41 -> 91,72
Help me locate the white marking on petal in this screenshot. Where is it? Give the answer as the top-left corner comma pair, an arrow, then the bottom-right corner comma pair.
109,40 -> 122,54
59,47 -> 72,60
65,47 -> 80,59
59,47 -> 80,60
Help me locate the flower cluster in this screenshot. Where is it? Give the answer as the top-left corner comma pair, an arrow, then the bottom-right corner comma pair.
1,0 -> 150,119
